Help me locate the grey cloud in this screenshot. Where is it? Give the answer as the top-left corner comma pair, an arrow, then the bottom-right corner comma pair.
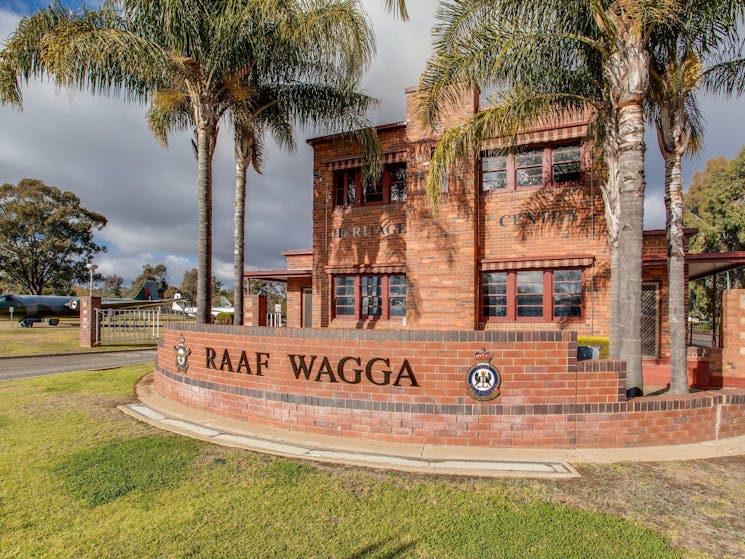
2,3 -> 745,289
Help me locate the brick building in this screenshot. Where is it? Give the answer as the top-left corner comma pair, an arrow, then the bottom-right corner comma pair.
246,85 -> 742,363
156,86 -> 745,449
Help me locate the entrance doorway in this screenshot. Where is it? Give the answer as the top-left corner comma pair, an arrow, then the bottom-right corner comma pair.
302,288 -> 312,328
641,283 -> 659,359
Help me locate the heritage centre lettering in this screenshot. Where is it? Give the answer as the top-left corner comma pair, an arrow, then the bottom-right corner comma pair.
497,209 -> 577,227
204,347 -> 419,388
331,223 -> 405,239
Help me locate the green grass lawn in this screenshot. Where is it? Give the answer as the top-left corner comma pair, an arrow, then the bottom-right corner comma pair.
0,319 -> 156,356
0,366 -> 703,558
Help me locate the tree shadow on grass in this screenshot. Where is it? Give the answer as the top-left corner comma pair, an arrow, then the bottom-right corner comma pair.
53,435 -> 202,507
346,538 -> 417,559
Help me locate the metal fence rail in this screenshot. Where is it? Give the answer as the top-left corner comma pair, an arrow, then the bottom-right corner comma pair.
688,322 -> 719,348
96,308 -> 161,345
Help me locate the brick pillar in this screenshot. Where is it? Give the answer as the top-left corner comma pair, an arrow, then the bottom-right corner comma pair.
79,297 -> 101,348
244,294 -> 267,327
404,85 -> 480,330
721,289 -> 745,388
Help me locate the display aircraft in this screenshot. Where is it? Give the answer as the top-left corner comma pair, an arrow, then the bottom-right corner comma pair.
0,281 -> 164,327
172,294 -> 234,318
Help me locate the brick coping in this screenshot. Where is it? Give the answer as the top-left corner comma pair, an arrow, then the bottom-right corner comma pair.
164,322 -> 575,343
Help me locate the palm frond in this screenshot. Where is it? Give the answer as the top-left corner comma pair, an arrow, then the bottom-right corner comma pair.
427,88 -> 593,207
419,0 -> 604,131
383,0 -> 409,21
703,58 -> 745,96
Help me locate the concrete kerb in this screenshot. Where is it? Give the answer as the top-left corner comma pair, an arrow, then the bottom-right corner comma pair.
121,373 -> 745,479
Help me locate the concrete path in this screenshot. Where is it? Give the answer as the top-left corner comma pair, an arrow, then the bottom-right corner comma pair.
122,374 -> 745,479
0,350 -> 156,381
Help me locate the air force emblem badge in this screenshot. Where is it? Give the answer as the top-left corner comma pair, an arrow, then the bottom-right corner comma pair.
466,348 -> 501,401
174,334 -> 191,372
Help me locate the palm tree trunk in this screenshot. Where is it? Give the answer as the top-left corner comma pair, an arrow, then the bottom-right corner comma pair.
664,151 -> 689,393
196,119 -> 216,325
617,100 -> 646,397
602,126 -> 622,359
233,154 -> 248,327
605,31 -> 649,397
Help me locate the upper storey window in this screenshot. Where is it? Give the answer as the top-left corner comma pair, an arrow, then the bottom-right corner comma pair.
334,163 -> 407,207
481,144 -> 582,192
552,145 -> 582,183
516,149 -> 544,188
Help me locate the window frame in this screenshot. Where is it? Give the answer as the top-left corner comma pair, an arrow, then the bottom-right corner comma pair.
480,268 -> 585,323
333,163 -> 407,208
332,274 -> 407,321
480,143 -> 583,192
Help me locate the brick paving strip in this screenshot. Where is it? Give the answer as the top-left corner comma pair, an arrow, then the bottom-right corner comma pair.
120,401 -> 579,478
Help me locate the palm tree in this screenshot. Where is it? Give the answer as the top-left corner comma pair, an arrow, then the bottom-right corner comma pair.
0,0 -> 375,324
647,0 -> 743,393
648,49 -> 703,394
418,0 -> 680,396
227,84 -> 377,325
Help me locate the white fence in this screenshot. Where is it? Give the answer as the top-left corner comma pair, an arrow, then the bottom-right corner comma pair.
266,311 -> 283,327
95,308 -> 161,345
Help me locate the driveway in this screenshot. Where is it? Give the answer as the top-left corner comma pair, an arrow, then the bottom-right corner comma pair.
0,350 -> 156,381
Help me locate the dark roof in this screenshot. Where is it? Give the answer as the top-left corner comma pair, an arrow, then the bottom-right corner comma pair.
306,122 -> 407,146
244,269 -> 312,283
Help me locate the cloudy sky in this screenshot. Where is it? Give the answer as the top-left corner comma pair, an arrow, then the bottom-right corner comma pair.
1,1 -> 744,290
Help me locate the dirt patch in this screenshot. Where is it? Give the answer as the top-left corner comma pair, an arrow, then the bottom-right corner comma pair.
529,457 -> 745,558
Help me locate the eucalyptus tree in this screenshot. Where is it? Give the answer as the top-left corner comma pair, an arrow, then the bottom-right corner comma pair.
646,0 -> 743,393
0,178 -> 107,295
418,0 -> 681,396
0,0 -> 375,324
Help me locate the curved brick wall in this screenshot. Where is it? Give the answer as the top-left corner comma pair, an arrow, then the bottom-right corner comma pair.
155,324 -> 745,448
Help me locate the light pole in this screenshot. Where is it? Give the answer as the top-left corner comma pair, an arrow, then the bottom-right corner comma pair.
86,263 -> 97,297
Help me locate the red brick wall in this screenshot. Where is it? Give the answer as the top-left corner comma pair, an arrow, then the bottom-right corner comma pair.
310,126 -> 408,329
403,87 -> 480,330
286,277 -> 312,328
284,250 -> 313,270
721,289 -> 745,388
155,324 -> 745,448
478,138 -> 612,337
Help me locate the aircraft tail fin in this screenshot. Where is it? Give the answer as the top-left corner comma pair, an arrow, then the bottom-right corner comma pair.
131,281 -> 160,301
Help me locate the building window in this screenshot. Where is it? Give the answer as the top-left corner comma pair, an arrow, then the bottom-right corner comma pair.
389,275 -> 407,316
552,145 -> 581,183
481,151 -> 508,191
480,144 -> 582,191
481,269 -> 584,322
390,164 -> 407,202
334,276 -> 356,316
333,163 -> 407,207
516,270 -> 544,317
482,272 -> 508,318
334,169 -> 356,206
515,150 -> 544,188
333,274 -> 406,320
552,269 -> 583,318
361,276 -> 382,316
